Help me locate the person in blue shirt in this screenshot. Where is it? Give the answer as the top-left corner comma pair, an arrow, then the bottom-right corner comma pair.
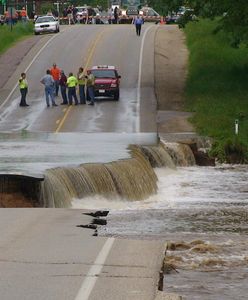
134,15 -> 144,36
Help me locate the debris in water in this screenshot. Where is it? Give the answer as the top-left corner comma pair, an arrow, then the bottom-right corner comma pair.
76,224 -> 97,230
92,218 -> 107,226
84,210 -> 109,217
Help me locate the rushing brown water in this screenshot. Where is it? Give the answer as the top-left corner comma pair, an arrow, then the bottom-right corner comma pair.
93,165 -> 248,300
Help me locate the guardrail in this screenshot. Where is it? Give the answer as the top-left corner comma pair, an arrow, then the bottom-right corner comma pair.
59,15 -> 161,25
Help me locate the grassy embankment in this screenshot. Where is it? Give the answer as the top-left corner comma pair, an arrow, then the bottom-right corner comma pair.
184,19 -> 248,163
0,22 -> 33,55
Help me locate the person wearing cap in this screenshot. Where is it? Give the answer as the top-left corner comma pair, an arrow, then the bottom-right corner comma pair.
19,73 -> 29,107
86,71 -> 95,106
50,63 -> 61,97
67,72 -> 78,105
77,67 -> 86,104
59,70 -> 68,105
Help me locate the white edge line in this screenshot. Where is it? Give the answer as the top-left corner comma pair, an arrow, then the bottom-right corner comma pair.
136,25 -> 154,133
74,237 -> 115,300
0,33 -> 60,111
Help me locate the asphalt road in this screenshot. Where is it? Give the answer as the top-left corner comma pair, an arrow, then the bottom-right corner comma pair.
0,24 -> 157,133
0,209 -> 165,300
0,24 -> 166,299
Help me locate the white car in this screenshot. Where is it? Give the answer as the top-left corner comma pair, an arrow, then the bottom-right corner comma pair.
34,16 -> 59,35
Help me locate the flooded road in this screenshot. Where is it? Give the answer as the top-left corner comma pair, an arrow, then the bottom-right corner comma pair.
0,132 -> 157,175
73,164 -> 248,300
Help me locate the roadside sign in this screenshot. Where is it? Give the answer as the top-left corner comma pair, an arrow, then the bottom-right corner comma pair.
8,7 -> 16,18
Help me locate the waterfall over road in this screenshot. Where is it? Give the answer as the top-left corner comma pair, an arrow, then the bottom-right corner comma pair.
41,142 -> 195,207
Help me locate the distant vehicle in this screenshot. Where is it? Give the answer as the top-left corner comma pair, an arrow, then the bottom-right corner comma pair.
0,15 -> 5,25
34,16 -> 59,35
126,6 -> 139,16
140,6 -> 160,17
76,6 -> 98,17
89,65 -> 121,101
165,14 -> 180,24
76,6 -> 88,18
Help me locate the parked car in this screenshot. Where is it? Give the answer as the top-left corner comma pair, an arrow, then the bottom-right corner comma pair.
34,16 -> 59,35
88,65 -> 121,101
140,6 -> 160,17
0,15 -> 5,25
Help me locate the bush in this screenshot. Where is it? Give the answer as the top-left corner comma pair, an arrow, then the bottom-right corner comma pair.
184,19 -> 248,163
0,21 -> 33,54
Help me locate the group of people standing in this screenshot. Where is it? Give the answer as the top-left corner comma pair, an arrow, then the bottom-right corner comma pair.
18,63 -> 95,108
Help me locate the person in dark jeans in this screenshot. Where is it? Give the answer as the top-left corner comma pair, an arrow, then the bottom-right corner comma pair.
134,15 -> 143,36
19,72 -> 29,107
67,72 -> 78,105
59,70 -> 68,105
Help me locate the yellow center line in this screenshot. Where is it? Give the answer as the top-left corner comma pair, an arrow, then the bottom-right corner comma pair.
55,105 -> 72,132
54,28 -> 106,133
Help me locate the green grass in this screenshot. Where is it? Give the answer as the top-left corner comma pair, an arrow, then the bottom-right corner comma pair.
0,22 -> 34,55
184,19 -> 248,163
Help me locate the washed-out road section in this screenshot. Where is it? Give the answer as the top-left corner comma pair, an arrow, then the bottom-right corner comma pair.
0,24 -> 189,300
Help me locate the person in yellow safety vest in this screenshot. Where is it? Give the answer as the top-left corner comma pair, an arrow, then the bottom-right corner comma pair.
86,72 -> 95,106
77,67 -> 87,104
67,72 -> 78,105
19,73 -> 29,107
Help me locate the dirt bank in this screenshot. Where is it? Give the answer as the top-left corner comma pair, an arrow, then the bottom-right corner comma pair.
154,25 -> 195,139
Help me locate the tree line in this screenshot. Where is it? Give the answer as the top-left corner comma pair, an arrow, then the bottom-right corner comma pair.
146,0 -> 247,46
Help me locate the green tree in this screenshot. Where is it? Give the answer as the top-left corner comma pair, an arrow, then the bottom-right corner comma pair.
186,0 -> 248,46
146,0 -> 184,15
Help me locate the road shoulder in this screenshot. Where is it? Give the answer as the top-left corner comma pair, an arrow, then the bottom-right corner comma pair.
155,25 -> 195,140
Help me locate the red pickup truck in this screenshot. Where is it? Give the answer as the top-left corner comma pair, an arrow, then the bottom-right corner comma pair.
89,65 -> 121,101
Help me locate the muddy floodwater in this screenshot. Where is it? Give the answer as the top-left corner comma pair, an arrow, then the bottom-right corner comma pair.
0,132 -> 157,174
73,165 -> 248,300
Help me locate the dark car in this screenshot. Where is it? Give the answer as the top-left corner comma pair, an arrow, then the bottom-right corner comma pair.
89,65 -> 121,101
126,6 -> 139,16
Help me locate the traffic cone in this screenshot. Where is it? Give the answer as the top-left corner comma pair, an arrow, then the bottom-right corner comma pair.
160,16 -> 165,25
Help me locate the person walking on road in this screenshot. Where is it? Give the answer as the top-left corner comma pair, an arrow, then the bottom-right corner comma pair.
114,6 -> 118,24
86,72 -> 95,106
59,70 -> 68,105
134,15 -> 143,36
19,73 -> 29,107
50,63 -> 61,97
67,72 -> 78,105
40,70 -> 58,107
77,67 -> 86,104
